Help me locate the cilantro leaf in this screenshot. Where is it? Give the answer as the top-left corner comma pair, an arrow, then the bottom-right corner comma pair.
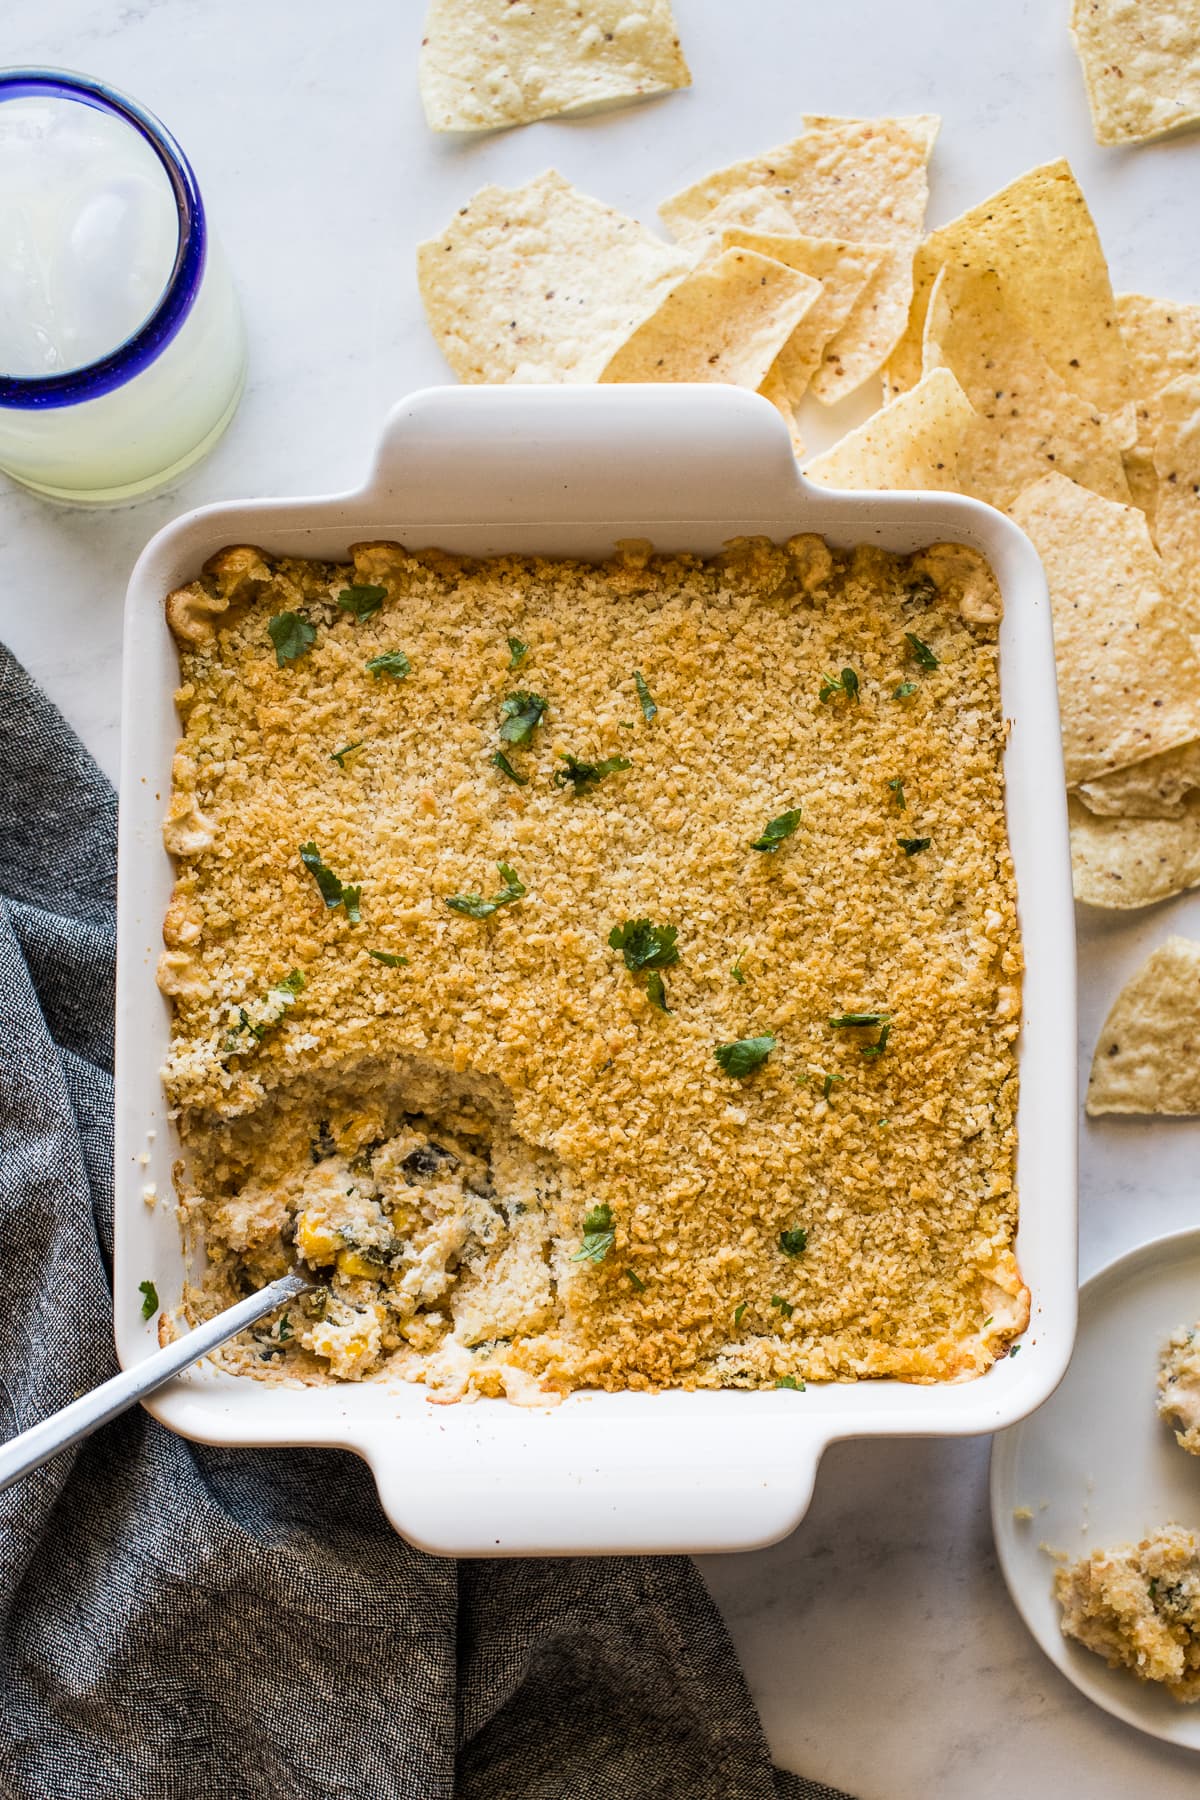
888,777 -> 906,810
714,1034 -> 776,1077
445,861 -> 526,920
634,669 -> 657,722
829,1011 -> 890,1028
507,636 -> 528,670
898,836 -> 931,855
775,1375 -> 804,1390
553,752 -> 631,794
608,919 -> 680,972
499,691 -> 548,746
338,584 -> 386,621
139,1279 -> 159,1321
645,970 -> 671,1013
330,741 -> 365,769
731,949 -> 747,985
626,1268 -> 647,1293
300,842 -> 362,921
893,681 -> 918,700
734,1301 -> 747,1327
268,612 -> 315,667
367,949 -> 408,967
490,750 -> 528,786
751,807 -> 802,852
571,1203 -> 615,1264
770,1294 -> 794,1319
820,1070 -> 843,1100
819,666 -> 860,703
366,650 -> 411,680
905,631 -> 939,670
780,1227 -> 808,1257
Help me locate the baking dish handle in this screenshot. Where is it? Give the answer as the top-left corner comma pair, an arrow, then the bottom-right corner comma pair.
363,1410 -> 831,1558
365,383 -> 809,527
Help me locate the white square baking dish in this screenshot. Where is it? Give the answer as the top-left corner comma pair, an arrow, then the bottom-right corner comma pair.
115,383 -> 1077,1557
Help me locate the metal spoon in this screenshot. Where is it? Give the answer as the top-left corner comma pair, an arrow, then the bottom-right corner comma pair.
0,1271 -> 311,1494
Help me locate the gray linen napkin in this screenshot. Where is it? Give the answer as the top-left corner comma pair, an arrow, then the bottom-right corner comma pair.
0,644 -> 853,1800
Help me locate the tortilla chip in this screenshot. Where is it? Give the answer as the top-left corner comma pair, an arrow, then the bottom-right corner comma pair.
1009,474 -> 1200,785
1123,445 -> 1161,535
1086,937 -> 1200,1116
599,249 -> 820,388
921,265 -> 1130,509
804,368 -> 973,492
419,0 -> 689,133
1070,0 -> 1200,147
1070,793 -> 1200,908
885,161 -> 1130,415
418,171 -> 691,383
711,229 -> 886,406
659,116 -> 937,401
660,114 -> 938,244
1118,293 -> 1200,449
681,186 -> 814,242
811,245 -> 918,406
1151,375 -> 1200,636
1077,738 -> 1200,817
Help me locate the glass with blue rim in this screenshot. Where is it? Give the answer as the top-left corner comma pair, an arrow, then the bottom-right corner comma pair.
0,68 -> 245,504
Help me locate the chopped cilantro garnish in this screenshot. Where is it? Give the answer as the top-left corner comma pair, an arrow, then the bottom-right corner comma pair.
982,1315 -> 994,1329
898,836 -> 931,855
751,807 -> 802,853
222,970 -> 305,1055
775,1376 -> 804,1390
300,843 -> 361,921
731,949 -> 748,986
445,861 -> 526,920
770,1294 -> 794,1319
506,636 -> 528,670
888,778 -> 906,810
634,669 -> 657,722
367,949 -> 408,967
1010,1343 -> 1021,1358
714,1034 -> 776,1078
609,918 -> 678,1011
905,631 -> 939,670
862,1021 -> 892,1058
829,1011 -> 890,1029
330,740 -> 365,769
819,666 -> 860,703
139,1279 -> 159,1321
490,750 -> 528,786
626,1268 -> 647,1293
645,970 -> 671,1013
734,1301 -> 747,1327
499,691 -> 548,746
892,681 -> 918,700
338,584 -> 386,621
268,612 -> 315,667
366,650 -> 411,680
609,919 -> 680,972
780,1227 -> 808,1257
553,752 -> 631,794
821,1071 -> 843,1100
571,1203 -> 615,1264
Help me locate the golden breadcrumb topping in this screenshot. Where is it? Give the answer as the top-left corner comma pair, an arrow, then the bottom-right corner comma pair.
160,534 -> 1024,1398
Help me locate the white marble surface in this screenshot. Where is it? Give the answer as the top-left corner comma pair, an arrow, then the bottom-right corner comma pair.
5,1 -> 1200,1794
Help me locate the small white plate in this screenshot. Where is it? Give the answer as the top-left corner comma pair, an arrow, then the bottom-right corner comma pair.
991,1227 -> 1200,1749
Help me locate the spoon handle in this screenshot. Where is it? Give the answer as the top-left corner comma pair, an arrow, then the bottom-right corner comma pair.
0,1272 -> 310,1494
